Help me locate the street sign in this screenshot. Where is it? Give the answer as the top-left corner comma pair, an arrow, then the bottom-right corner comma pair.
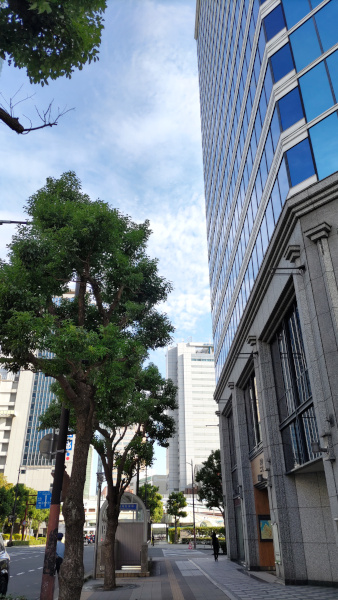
36,491 -> 52,509
120,503 -> 137,511
39,432 -> 59,460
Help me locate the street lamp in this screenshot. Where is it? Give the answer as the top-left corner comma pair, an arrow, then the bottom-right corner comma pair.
93,471 -> 105,579
187,460 -> 196,550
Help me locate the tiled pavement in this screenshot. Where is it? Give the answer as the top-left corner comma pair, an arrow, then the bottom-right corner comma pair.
77,544 -> 338,600
191,554 -> 338,600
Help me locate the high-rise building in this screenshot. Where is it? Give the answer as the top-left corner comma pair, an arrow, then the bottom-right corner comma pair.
166,342 -> 218,493
195,0 -> 338,586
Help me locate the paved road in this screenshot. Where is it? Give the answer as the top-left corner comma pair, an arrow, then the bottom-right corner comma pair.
6,543 -> 95,599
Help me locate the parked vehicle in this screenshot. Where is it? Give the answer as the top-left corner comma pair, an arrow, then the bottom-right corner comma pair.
0,534 -> 10,595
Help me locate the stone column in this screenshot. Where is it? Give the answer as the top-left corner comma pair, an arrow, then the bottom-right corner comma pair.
305,222 -> 338,344
219,398 -> 238,561
254,341 -> 307,582
231,385 -> 260,569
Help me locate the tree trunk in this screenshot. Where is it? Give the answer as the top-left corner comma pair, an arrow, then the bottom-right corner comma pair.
58,409 -> 94,600
103,485 -> 120,590
174,517 -> 177,543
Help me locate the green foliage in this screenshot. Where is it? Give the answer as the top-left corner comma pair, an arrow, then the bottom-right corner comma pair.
167,526 -> 225,544
139,484 -> 163,523
0,0 -> 107,84
195,449 -> 224,515
0,486 -> 13,525
166,492 -> 187,543
0,172 -> 175,595
166,492 -> 187,520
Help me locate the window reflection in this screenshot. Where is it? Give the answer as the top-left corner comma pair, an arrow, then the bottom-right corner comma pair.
315,0 -> 338,52
286,138 -> 316,187
270,44 -> 295,82
278,87 -> 304,131
282,0 -> 311,29
264,5 -> 286,41
310,112 -> 338,180
299,61 -> 334,122
290,18 -> 321,71
326,50 -> 338,101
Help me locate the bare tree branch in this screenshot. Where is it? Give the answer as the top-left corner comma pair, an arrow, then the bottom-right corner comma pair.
0,94 -> 74,134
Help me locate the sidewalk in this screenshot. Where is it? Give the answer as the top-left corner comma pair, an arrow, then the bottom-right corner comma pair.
73,543 -> 338,600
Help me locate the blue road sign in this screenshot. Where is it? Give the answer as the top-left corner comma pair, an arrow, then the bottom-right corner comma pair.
36,491 -> 52,509
120,503 -> 137,511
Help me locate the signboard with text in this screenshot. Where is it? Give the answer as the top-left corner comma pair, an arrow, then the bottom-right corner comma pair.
36,491 -> 52,509
120,503 -> 137,511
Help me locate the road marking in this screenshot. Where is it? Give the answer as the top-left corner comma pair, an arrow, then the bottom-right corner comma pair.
38,567 -> 43,569
165,560 -> 185,600
29,569 -> 35,572
17,572 -> 25,575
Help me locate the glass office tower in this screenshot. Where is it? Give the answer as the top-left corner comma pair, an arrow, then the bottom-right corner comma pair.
195,0 -> 338,383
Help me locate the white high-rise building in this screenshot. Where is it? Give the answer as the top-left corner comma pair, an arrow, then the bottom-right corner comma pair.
166,342 -> 219,493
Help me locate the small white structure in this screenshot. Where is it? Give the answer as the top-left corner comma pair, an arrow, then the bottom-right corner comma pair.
97,492 -> 149,576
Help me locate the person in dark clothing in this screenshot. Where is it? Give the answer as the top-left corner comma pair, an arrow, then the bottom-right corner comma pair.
211,532 -> 219,561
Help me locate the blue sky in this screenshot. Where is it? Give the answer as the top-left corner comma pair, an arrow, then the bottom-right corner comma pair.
0,0 -> 212,474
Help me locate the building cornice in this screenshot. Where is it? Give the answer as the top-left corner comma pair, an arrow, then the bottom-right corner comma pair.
214,172 -> 338,400
194,0 -> 201,40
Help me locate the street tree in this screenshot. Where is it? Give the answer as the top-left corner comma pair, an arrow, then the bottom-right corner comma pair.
94,364 -> 175,589
139,483 -> 163,523
195,449 -> 224,517
0,0 -> 107,132
40,362 -> 176,590
166,492 -> 187,543
0,486 -> 13,529
31,508 -> 50,539
0,171 -> 174,600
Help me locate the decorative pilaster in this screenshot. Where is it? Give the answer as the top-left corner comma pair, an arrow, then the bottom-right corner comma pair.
305,222 -> 338,342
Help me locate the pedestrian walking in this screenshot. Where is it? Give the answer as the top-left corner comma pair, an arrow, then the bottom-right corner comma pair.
211,531 -> 219,561
56,532 -> 65,576
152,533 -> 155,546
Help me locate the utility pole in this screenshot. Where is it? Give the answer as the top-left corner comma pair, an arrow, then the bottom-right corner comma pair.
187,460 -> 196,550
40,283 -> 79,600
40,406 -> 69,599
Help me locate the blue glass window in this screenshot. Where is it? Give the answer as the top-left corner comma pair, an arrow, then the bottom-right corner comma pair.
271,108 -> 281,151
299,61 -> 334,121
271,179 -> 282,222
264,5 -> 286,41
270,44 -> 295,82
286,138 -> 316,186
290,18 -> 321,71
278,158 -> 290,202
282,0 -> 311,29
326,51 -> 338,101
315,1 -> 338,52
278,87 -> 304,130
310,112 -> 338,180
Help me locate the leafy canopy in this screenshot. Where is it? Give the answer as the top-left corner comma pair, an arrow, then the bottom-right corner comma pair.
0,0 -> 107,84
139,484 -> 163,523
0,171 -> 173,389
195,449 -> 224,515
166,491 -> 187,520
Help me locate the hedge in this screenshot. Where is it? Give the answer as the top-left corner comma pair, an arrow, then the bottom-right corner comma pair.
168,526 -> 225,544
7,538 -> 46,546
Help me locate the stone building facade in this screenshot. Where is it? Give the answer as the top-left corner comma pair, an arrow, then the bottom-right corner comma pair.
218,173 -> 338,584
